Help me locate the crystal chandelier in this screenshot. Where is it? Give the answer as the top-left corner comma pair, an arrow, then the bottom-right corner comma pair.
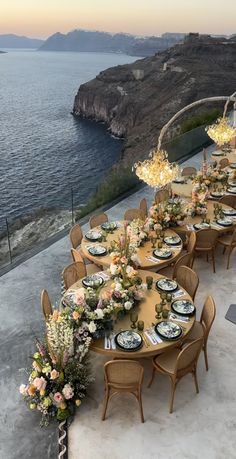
134,149 -> 179,188
206,117 -> 236,147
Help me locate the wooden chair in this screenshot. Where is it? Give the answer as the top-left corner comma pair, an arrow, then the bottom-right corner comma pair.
124,208 -> 143,221
69,223 -> 83,249
157,252 -> 192,280
62,261 -> 87,291
155,188 -> 169,204
217,229 -> 236,269
89,213 -> 108,229
186,231 -> 197,260
70,248 -> 101,275
219,158 -> 229,169
102,360 -> 144,422
192,228 -> 219,273
139,198 -> 148,219
183,296 -> 216,371
181,166 -> 197,177
41,289 -> 53,320
148,338 -> 203,413
219,194 -> 236,209
175,265 -> 199,301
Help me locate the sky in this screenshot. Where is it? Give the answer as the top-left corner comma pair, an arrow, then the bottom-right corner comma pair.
1,0 -> 236,39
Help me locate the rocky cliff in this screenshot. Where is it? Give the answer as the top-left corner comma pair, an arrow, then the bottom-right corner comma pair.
73,34 -> 236,165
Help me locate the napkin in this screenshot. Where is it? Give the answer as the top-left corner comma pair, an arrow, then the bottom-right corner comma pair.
145,329 -> 163,344
172,289 -> 185,299
97,271 -> 110,281
186,224 -> 195,231
146,256 -> 162,263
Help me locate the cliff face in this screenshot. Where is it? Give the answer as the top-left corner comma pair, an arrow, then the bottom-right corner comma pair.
73,35 -> 236,165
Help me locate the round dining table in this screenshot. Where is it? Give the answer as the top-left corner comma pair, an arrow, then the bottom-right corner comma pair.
211,148 -> 236,165
65,270 -> 195,359
81,222 -> 183,271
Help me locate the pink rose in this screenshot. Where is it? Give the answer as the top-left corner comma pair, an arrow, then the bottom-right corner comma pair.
33,377 -> 47,391
50,369 -> 59,380
54,392 -> 64,403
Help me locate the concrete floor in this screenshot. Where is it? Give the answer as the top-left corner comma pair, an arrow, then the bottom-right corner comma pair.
1,146 -> 235,459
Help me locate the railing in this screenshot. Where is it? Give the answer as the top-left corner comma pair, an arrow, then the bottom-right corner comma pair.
0,124 -> 212,274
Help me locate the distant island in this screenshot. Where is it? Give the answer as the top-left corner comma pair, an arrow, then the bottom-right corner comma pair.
0,34 -> 44,49
39,30 -> 186,57
73,33 -> 236,165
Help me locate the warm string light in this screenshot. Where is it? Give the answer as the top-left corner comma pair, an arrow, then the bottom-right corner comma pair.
133,149 -> 179,188
206,117 -> 236,147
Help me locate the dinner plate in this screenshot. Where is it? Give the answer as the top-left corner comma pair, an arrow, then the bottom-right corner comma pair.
164,235 -> 182,246
88,245 -> 107,256
193,223 -> 210,230
156,278 -> 178,292
171,299 -> 195,316
82,275 -> 104,288
228,182 -> 236,187
227,187 -> 236,194
101,221 -> 117,231
155,321 -> 182,340
210,191 -> 225,198
85,230 -> 103,241
115,330 -> 143,351
230,163 -> 236,169
222,208 -> 236,216
212,151 -> 224,156
216,218 -> 233,227
172,178 -> 185,184
153,249 -> 172,259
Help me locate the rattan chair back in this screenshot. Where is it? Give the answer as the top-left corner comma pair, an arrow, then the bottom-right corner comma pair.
89,213 -> 108,229
219,194 -> 236,209
172,253 -> 192,279
104,360 -> 144,387
154,188 -> 169,204
195,228 -> 218,249
219,158 -> 229,169
175,265 -> 199,300
200,296 -> 216,342
41,289 -> 53,319
71,248 -> 84,263
124,208 -> 143,221
69,224 -> 83,249
181,167 -> 197,177
187,231 -> 197,255
175,338 -> 203,373
62,261 -> 87,290
139,198 -> 148,219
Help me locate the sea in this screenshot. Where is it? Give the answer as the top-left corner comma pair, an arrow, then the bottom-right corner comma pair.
0,50 -> 136,226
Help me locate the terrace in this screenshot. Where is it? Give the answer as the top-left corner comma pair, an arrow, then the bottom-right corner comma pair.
1,145 -> 236,459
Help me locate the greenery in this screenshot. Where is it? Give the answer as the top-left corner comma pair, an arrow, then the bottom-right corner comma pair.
75,166 -> 139,220
180,109 -> 221,134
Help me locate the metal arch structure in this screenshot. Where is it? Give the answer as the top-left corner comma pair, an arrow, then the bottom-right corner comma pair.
157,91 -> 236,150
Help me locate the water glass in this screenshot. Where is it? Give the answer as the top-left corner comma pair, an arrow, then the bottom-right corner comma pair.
137,320 -> 144,332
130,312 -> 138,329
146,276 -> 153,290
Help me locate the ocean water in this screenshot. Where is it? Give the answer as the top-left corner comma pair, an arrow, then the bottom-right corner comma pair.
0,50 -> 136,224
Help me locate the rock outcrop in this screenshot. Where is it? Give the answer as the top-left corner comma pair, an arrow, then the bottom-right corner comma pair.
73,34 -> 236,165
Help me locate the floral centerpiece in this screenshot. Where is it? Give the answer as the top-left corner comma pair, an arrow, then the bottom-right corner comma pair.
185,183 -> 208,217
193,162 -> 227,186
145,198 -> 186,230
127,218 -> 148,247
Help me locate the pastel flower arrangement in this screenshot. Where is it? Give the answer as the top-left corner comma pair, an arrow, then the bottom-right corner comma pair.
146,199 -> 186,229
19,314 -> 92,426
193,164 -> 227,186
185,183 -> 208,217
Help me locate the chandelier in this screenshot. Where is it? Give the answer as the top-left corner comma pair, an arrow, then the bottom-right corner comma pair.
206,117 -> 236,147
134,149 -> 179,188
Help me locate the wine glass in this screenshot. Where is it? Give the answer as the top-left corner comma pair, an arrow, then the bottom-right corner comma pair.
146,276 -> 153,290
160,292 -> 166,306
137,320 -> 144,332
130,311 -> 138,329
155,304 -> 162,320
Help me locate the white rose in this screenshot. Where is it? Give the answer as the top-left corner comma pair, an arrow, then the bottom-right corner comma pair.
88,321 -> 97,333
95,309 -> 104,319
62,383 -> 74,400
19,384 -> 28,396
115,282 -> 123,291
124,301 -> 133,311
110,263 -> 118,275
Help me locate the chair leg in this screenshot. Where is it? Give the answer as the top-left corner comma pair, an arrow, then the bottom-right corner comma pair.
227,247 -> 233,269
203,345 -> 209,371
192,367 -> 199,394
147,367 -> 156,388
212,249 -> 216,273
102,388 -> 110,421
138,390 -> 145,423
223,246 -> 226,255
169,379 -> 176,414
